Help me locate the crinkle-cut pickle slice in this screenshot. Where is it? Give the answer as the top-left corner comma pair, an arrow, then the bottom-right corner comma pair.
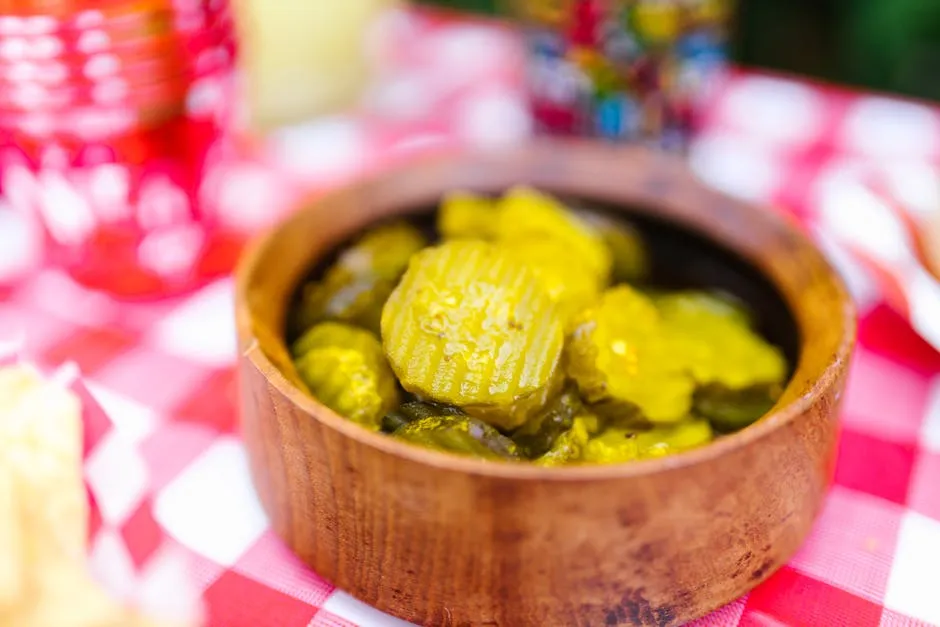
496,186 -> 612,285
290,221 -> 427,335
438,191 -> 498,240
566,285 -> 695,423
657,291 -> 787,390
381,240 -> 565,431
393,415 -> 522,460
292,320 -> 385,361
293,323 -> 399,430
339,221 -> 427,279
501,237 -> 602,325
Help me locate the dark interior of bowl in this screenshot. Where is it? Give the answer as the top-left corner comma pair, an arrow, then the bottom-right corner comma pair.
286,197 -> 800,378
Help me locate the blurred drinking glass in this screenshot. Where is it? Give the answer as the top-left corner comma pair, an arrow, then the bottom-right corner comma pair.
0,0 -> 239,298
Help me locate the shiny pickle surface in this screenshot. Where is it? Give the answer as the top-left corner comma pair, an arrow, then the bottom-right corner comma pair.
291,222 -> 427,336
293,322 -> 399,430
566,285 -> 696,423
657,290 -> 787,390
381,240 -> 565,430
393,415 -> 522,460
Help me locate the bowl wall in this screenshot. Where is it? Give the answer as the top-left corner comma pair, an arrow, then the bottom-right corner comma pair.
235,141 -> 855,626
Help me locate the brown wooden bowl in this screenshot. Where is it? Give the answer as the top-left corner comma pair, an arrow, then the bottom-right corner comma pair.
235,141 -> 856,627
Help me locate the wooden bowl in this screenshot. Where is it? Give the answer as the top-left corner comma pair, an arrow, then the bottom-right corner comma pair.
235,141 -> 856,627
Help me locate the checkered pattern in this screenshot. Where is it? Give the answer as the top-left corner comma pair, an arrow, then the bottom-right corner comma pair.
3,10 -> 940,627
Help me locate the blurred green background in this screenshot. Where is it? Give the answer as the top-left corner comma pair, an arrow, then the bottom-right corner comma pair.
419,0 -> 940,102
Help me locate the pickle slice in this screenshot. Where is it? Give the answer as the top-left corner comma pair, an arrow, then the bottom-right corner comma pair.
511,386 -> 582,458
292,322 -> 399,430
693,382 -> 782,432
438,191 -> 498,240
566,285 -> 695,423
292,320 -> 385,360
502,237 -> 602,324
656,290 -> 787,390
393,415 -> 522,460
496,186 -> 612,285
291,222 -> 427,336
582,428 -> 640,464
536,415 -> 592,467
381,400 -> 465,433
634,419 -> 714,458
382,240 -> 565,430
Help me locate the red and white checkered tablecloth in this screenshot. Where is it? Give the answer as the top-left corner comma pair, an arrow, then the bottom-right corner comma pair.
3,10 -> 940,627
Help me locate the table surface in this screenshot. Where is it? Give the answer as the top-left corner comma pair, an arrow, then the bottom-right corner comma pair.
2,11 -> 940,627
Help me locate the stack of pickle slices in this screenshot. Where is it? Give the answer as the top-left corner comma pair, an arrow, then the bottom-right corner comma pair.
287,187 -> 787,465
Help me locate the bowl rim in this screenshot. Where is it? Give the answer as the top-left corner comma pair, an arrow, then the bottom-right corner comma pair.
235,141 -> 857,482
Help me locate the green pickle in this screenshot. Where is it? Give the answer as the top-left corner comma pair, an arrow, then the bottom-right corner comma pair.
292,322 -> 399,430
582,429 -> 640,464
285,189 -> 791,466
582,419 -> 713,464
511,386 -> 582,458
393,415 -> 522,460
438,191 -> 498,240
536,416 -> 592,466
502,238 -> 602,325
496,186 -> 612,285
291,222 -> 426,336
567,285 -> 696,423
656,290 -> 787,390
381,400 -> 465,433
381,240 -> 565,430
634,419 -> 714,458
694,382 -> 782,432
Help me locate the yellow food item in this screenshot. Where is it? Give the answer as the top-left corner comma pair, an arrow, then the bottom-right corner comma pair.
393,415 -> 522,460
293,323 -> 399,430
496,186 -> 612,285
437,191 -> 498,240
0,365 -> 198,627
657,291 -> 787,390
582,419 -> 713,464
582,428 -> 640,464
567,285 -> 695,423
536,416 -> 591,467
511,386 -> 582,458
291,222 -> 426,336
693,382 -> 783,431
502,237 -> 602,324
292,320 -> 384,359
634,419 -> 714,459
381,240 -> 565,430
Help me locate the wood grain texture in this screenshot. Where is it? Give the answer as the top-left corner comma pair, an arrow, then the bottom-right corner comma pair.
234,141 -> 856,627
